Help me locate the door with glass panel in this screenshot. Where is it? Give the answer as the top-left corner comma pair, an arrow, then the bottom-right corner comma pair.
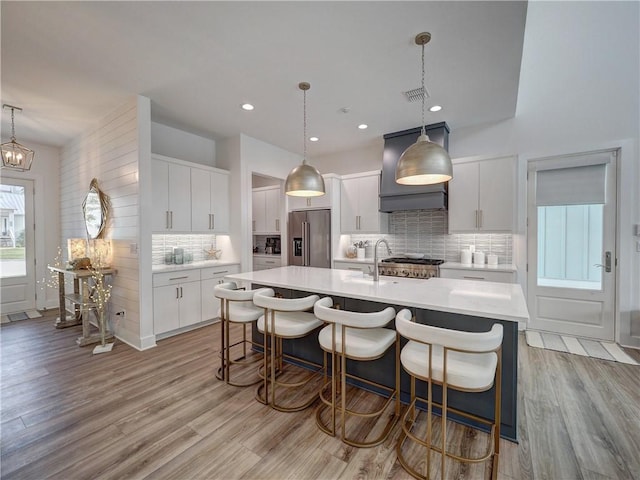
0,178 -> 35,314
527,150 -> 617,341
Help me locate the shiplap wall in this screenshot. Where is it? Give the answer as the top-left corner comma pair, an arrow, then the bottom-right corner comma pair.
60,98 -> 142,348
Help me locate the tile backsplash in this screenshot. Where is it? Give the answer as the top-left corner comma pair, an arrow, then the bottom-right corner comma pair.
152,234 -> 217,265
350,210 -> 513,264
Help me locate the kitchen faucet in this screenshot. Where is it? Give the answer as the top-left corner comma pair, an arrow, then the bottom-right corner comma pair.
373,238 -> 392,281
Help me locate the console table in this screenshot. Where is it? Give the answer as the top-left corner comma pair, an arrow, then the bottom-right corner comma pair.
48,266 -> 116,346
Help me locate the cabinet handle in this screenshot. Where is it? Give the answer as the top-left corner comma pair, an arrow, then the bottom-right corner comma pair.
265,261 -> 275,264
212,270 -> 228,275
166,211 -> 170,229
479,210 -> 483,229
169,276 -> 189,281
180,287 -> 183,298
306,198 -> 311,207
170,211 -> 173,229
252,220 -> 256,232
463,275 -> 486,280
211,213 -> 215,230
475,210 -> 478,229
348,267 -> 361,271
176,287 -> 179,299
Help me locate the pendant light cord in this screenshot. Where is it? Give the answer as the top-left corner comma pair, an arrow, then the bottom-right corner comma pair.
303,87 -> 307,165
10,108 -> 16,141
421,42 -> 426,137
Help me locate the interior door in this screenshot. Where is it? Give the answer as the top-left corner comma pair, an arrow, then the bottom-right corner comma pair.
0,178 -> 36,314
527,150 -> 617,341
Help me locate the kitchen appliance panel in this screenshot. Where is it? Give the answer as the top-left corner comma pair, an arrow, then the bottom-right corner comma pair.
306,209 -> 331,268
287,209 -> 331,268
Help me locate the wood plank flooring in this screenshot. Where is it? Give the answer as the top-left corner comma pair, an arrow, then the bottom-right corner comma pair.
1,311 -> 639,479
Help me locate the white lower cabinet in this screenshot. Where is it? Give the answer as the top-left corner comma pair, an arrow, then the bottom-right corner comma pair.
201,264 -> 241,321
153,269 -> 202,335
253,256 -> 282,271
333,261 -> 373,274
153,264 -> 240,336
439,267 -> 516,283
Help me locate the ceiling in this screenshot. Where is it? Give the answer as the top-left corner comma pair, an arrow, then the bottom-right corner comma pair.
1,1 -> 527,158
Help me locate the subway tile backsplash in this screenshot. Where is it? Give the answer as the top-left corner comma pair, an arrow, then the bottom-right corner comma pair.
350,210 -> 512,264
152,234 -> 217,265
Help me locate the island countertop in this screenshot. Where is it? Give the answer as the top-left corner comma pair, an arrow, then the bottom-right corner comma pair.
227,266 -> 529,324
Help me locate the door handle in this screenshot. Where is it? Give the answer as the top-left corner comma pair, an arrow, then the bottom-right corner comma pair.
594,252 -> 612,273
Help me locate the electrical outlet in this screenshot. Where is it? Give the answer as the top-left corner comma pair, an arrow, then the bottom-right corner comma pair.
116,311 -> 126,317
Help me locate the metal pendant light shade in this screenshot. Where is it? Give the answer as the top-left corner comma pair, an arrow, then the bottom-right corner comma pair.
1,105 -> 34,172
285,82 -> 325,197
395,133 -> 452,185
396,32 -> 452,186
285,163 -> 325,197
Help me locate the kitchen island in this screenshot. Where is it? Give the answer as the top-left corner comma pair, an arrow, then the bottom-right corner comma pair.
227,266 -> 529,441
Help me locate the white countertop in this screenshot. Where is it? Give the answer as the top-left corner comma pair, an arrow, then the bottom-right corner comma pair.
152,260 -> 239,273
227,266 -> 529,324
440,262 -> 517,273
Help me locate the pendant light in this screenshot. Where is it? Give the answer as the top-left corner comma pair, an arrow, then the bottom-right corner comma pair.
396,33 -> 452,186
285,82 -> 325,197
1,104 -> 35,172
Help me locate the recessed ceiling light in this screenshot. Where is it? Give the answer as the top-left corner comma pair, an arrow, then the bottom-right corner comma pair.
241,103 -> 254,111
309,136 -> 319,142
358,124 -> 368,130
429,105 -> 442,112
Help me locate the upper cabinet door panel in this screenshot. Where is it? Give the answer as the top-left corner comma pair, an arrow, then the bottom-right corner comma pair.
448,162 -> 480,232
478,157 -> 514,231
191,170 -> 211,232
211,172 -> 230,233
167,163 -> 192,232
152,160 -> 170,231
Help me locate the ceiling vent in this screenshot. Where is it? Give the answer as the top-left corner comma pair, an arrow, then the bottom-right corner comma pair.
403,86 -> 430,103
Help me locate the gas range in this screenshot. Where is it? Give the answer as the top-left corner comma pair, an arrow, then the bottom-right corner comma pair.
379,257 -> 444,279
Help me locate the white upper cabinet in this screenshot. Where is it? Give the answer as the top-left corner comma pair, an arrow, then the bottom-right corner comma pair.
340,171 -> 388,234
448,155 -> 516,233
287,175 -> 336,211
252,186 -> 281,234
152,154 -> 230,234
152,159 -> 192,232
191,167 -> 230,233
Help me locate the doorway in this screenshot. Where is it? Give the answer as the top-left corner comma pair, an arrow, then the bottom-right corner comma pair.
0,178 -> 36,314
526,150 -> 617,341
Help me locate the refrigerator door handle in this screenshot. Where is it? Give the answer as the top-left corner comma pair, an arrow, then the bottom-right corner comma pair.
303,221 -> 310,266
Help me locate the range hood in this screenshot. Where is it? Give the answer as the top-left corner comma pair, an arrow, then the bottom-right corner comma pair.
380,122 -> 450,212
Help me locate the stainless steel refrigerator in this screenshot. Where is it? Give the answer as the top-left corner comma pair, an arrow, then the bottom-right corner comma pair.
288,209 -> 331,268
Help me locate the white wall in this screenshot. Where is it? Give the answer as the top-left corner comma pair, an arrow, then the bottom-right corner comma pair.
217,134 -> 301,272
0,140 -> 61,310
314,139 -> 384,175
450,1 -> 640,347
150,122 -> 216,167
60,97 -> 149,349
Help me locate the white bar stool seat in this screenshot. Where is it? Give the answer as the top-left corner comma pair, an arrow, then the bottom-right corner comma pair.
313,296 -> 399,447
395,308 -> 503,480
253,288 -> 324,412
214,282 -> 269,387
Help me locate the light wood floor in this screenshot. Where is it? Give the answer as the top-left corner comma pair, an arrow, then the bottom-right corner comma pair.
1,311 -> 639,480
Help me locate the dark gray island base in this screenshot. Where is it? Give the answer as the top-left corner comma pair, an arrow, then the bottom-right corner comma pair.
250,284 -> 519,443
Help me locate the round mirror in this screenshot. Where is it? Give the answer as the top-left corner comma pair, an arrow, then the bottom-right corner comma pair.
83,178 -> 109,239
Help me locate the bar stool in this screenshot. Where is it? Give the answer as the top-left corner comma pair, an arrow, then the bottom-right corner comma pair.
313,296 -> 399,447
253,289 -> 324,412
214,282 -> 267,387
395,309 -> 503,480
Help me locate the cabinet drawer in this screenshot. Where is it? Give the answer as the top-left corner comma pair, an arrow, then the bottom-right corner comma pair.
439,268 -> 515,283
333,261 -> 372,274
253,257 -> 281,268
153,269 -> 201,287
200,264 -> 240,280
